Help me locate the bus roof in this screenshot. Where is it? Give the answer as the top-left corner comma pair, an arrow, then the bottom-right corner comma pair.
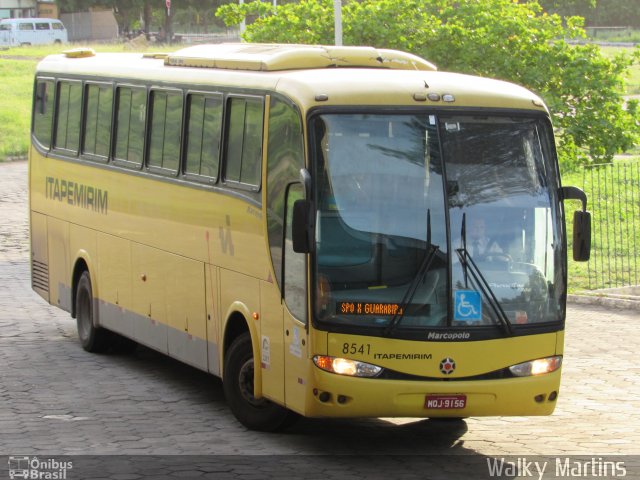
36,43 -> 547,113
164,43 -> 438,71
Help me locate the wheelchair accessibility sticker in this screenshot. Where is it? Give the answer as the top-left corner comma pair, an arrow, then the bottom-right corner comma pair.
454,290 -> 482,322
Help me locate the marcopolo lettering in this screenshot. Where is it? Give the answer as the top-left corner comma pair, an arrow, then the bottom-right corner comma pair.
428,331 -> 471,340
45,177 -> 108,214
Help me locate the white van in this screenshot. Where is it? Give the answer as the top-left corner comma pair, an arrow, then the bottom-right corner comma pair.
0,18 -> 68,46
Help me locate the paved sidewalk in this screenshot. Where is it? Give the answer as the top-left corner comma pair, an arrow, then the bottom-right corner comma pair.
1,160 -> 639,478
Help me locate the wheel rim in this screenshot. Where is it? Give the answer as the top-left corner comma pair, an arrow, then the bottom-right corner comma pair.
238,358 -> 268,408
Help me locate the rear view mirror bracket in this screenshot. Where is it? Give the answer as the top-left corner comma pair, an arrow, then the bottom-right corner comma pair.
560,186 -> 587,212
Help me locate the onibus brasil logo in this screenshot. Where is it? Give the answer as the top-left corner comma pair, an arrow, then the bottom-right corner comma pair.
8,456 -> 72,479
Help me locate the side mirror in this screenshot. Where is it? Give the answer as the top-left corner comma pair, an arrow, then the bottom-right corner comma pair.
560,186 -> 591,262
573,210 -> 591,262
292,199 -> 313,253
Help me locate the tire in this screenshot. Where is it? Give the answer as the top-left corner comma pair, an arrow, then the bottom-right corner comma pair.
223,332 -> 297,431
75,271 -> 111,353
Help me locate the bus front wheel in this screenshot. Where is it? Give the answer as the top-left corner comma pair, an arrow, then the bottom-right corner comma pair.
223,332 -> 296,431
75,271 -> 111,353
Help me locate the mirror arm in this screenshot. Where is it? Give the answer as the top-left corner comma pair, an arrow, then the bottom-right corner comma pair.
560,186 -> 587,212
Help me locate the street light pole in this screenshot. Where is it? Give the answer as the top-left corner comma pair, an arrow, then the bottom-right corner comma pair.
333,0 -> 342,46
165,0 -> 172,43
240,0 -> 246,35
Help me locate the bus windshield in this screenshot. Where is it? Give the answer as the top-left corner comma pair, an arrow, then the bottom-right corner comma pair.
312,113 -> 565,334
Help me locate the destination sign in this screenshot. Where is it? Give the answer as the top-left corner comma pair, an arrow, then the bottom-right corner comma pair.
337,302 -> 405,316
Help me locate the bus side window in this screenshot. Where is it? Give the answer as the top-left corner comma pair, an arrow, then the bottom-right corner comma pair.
83,83 -> 113,160
148,89 -> 183,174
54,80 -> 82,154
224,96 -> 263,189
114,86 -> 146,168
184,93 -> 222,181
33,79 -> 54,149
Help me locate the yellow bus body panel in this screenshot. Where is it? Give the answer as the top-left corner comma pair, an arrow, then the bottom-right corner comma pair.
29,150 -> 271,373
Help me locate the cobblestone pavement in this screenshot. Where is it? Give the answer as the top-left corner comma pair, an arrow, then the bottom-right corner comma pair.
1,161 -> 639,478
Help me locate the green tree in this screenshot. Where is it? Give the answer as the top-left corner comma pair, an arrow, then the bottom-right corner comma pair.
217,0 -> 639,169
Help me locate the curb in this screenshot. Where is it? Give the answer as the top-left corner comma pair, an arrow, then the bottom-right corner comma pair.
2,155 -> 27,162
568,293 -> 640,311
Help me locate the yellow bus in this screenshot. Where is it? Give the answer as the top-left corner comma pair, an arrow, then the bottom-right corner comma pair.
29,43 -> 591,431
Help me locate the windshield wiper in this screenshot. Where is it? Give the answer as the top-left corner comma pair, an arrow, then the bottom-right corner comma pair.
384,209 -> 438,337
457,213 -> 514,336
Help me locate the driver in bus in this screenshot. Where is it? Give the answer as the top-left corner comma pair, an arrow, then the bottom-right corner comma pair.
467,217 -> 503,259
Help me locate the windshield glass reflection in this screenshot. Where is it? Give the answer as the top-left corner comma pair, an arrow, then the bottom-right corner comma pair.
313,114 -> 448,328
443,116 -> 565,327
311,113 -> 564,333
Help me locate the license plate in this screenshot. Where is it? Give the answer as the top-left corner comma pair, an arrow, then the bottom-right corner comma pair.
425,394 -> 467,409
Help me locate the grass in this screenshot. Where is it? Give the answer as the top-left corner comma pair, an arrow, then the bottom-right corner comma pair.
600,45 -> 640,95
586,27 -> 640,44
0,41 -> 171,58
0,59 -> 38,158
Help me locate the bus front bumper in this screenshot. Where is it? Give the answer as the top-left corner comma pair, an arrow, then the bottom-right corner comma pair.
303,368 -> 561,418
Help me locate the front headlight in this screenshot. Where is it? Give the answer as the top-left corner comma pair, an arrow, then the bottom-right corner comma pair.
313,355 -> 383,378
509,355 -> 562,377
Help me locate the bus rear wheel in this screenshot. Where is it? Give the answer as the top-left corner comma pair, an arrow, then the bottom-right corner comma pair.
75,271 -> 111,353
223,332 -> 296,431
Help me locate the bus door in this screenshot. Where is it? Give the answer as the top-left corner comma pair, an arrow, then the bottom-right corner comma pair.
257,278 -> 307,413
262,96 -> 308,412
282,183 -> 309,413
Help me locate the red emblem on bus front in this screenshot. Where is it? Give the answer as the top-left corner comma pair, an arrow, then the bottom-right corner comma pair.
439,358 -> 456,375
